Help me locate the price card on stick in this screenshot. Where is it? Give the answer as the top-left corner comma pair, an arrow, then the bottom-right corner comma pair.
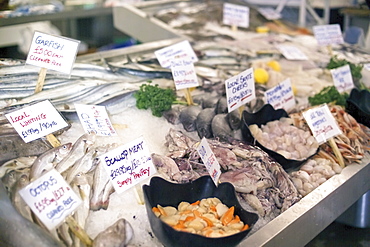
26,31 -> 80,75
265,78 -> 295,111
223,3 -> 250,28
155,40 -> 198,69
225,68 -> 255,113
19,169 -> 82,230
5,100 -> 69,143
171,58 -> 199,90
196,137 -> 221,185
330,64 -> 354,93
74,104 -> 117,136
276,45 -> 308,60
312,24 -> 344,46
102,136 -> 156,194
302,104 -> 342,144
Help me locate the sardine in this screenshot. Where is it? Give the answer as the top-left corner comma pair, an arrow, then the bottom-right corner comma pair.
0,181 -> 64,247
30,143 -> 72,180
56,133 -> 96,174
92,218 -> 134,247
179,105 -> 202,132
195,108 -> 216,138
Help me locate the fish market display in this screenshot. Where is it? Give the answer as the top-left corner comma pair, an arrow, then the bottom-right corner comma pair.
0,1 -> 370,246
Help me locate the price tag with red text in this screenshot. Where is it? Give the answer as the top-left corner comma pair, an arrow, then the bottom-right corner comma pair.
26,31 -> 80,74
302,104 -> 342,144
196,137 -> 221,185
265,78 -> 295,111
155,40 -> 198,69
171,58 -> 199,90
5,100 -> 69,143
19,169 -> 82,230
225,68 -> 255,113
102,136 -> 156,194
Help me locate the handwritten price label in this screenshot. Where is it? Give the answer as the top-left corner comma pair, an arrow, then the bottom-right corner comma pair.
171,58 -> 199,90
223,3 -> 250,28
302,104 -> 342,144
26,31 -> 80,74
330,64 -> 354,93
155,40 -> 198,69
5,100 -> 69,143
75,104 -> 117,136
19,169 -> 81,230
313,24 -> 344,46
225,68 -> 255,113
196,138 -> 221,185
265,78 -> 295,111
102,136 -> 156,194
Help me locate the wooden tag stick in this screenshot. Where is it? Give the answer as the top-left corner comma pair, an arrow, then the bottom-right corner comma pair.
34,68 -> 62,147
328,137 -> 345,168
35,67 -> 47,93
231,25 -> 238,32
327,45 -> 333,57
238,105 -> 245,118
183,88 -> 194,106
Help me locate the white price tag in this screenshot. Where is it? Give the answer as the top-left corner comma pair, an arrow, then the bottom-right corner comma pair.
330,64 -> 354,93
5,100 -> 68,143
155,40 -> 198,69
313,24 -> 344,46
276,45 -> 308,60
225,68 -> 255,113
302,104 -> 342,144
75,104 -> 117,136
265,78 -> 295,111
223,3 -> 250,28
19,169 -> 82,230
171,58 -> 199,90
102,137 -> 156,194
26,31 -> 80,74
196,138 -> 221,185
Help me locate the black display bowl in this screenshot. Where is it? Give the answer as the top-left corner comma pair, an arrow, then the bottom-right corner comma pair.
241,104 -> 318,171
143,176 -> 259,247
346,88 -> 370,128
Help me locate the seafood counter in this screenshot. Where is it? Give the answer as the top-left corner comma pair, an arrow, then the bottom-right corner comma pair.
1,1 -> 370,246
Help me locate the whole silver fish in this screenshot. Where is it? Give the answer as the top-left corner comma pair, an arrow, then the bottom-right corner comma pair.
0,181 -> 65,247
90,157 -> 110,211
56,133 -> 96,174
30,143 -> 73,180
64,148 -> 99,184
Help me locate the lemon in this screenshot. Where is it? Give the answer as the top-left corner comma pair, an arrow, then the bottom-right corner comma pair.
266,60 -> 281,72
291,83 -> 297,95
254,68 -> 269,84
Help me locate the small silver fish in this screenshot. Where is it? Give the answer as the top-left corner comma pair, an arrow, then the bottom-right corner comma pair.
30,143 -> 72,180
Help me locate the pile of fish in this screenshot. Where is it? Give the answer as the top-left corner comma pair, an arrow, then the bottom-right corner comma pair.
152,128 -> 301,220
0,133 -> 134,247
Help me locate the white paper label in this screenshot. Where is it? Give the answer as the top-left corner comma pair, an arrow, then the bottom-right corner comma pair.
75,104 -> 117,136
302,104 -> 342,144
19,169 -> 82,230
5,100 -> 68,143
312,24 -> 344,46
102,137 -> 156,194
364,63 -> 370,71
276,45 -> 308,60
257,7 -> 282,20
26,31 -> 80,74
155,40 -> 198,69
223,3 -> 250,28
171,58 -> 199,90
225,68 -> 255,113
330,64 -> 354,93
196,138 -> 221,185
265,78 -> 295,111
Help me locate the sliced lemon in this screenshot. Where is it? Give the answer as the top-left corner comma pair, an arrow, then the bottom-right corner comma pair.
254,68 -> 269,84
267,60 -> 281,72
